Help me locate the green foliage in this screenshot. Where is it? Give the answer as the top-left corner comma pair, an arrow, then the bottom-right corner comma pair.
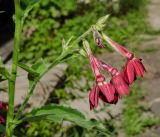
18,62 -> 39,78
119,0 -> 146,14
0,125 -> 5,134
22,104 -> 111,135
122,85 -> 159,136
20,0 -> 77,63
54,89 -> 69,100
27,58 -> 48,88
18,121 -> 110,137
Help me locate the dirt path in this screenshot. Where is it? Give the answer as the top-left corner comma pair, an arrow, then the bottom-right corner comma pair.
135,0 -> 160,136
148,0 -> 160,30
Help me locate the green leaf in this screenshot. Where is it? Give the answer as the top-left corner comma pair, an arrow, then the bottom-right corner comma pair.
0,74 -> 7,82
97,14 -> 110,25
28,58 -> 48,87
0,57 -> 11,81
31,59 -> 47,75
95,14 -> 110,31
79,49 -> 87,57
18,62 -> 39,78
23,104 -> 111,135
62,36 -> 74,52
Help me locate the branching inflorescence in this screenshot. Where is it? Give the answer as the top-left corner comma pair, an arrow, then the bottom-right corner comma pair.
83,30 -> 145,110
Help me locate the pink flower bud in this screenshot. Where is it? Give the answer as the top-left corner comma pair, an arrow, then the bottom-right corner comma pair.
93,30 -> 105,48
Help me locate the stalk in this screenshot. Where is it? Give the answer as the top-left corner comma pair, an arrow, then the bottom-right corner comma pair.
6,0 -> 21,136
14,27 -> 93,121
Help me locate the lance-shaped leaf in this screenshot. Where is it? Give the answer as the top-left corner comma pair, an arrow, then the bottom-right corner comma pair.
31,59 -> 48,75
62,36 -> 74,52
18,62 -> 40,79
95,14 -> 110,31
78,49 -> 87,57
0,57 -> 11,81
23,104 -> 111,135
28,58 -> 48,87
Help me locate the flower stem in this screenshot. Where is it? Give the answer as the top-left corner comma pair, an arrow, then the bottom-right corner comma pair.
14,55 -> 64,120
14,20 -> 103,123
14,28 -> 93,121
6,0 -> 21,136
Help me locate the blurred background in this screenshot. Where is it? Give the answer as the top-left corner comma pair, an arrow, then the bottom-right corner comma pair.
1,0 -> 160,136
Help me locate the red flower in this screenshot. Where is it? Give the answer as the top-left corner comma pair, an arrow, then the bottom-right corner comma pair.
103,35 -> 145,84
0,115 -> 5,124
83,40 -> 116,110
97,60 -> 130,96
89,54 -> 116,110
93,30 -> 105,48
0,101 -> 8,125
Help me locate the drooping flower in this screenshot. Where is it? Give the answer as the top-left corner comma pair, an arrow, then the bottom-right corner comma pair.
83,40 -> 116,110
97,60 -> 130,96
93,30 -> 105,48
103,34 -> 146,84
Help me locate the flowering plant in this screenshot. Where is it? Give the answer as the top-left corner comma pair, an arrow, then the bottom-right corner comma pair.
0,0 -> 145,137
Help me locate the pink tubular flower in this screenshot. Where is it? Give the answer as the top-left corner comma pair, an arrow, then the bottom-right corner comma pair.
89,54 -> 116,110
83,40 -> 116,110
103,34 -> 146,84
97,60 -> 130,96
93,30 -> 105,48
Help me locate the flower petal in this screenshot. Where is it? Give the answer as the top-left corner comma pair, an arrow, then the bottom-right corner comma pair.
111,74 -> 130,96
98,82 -> 115,102
112,93 -> 119,104
126,61 -> 136,84
132,59 -> 145,77
89,86 -> 99,110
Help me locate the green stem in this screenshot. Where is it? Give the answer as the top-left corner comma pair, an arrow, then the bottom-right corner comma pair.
6,0 -> 21,136
15,55 -> 64,120
14,23 -> 93,121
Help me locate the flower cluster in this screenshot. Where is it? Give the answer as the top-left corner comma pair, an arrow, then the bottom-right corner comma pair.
0,101 -> 8,124
83,31 -> 145,110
